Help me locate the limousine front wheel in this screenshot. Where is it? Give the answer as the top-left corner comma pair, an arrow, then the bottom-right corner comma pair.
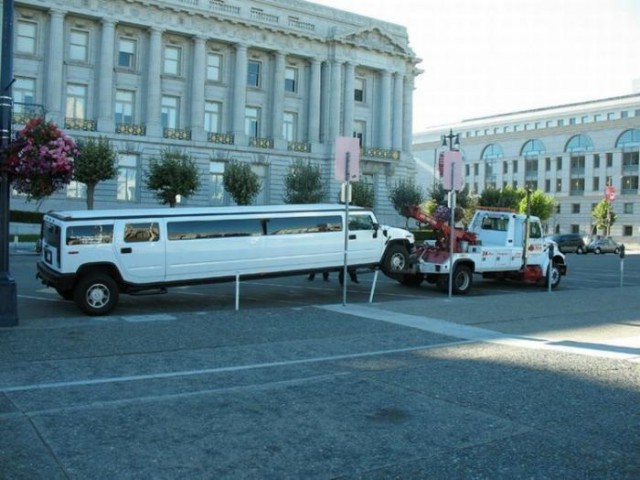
74,273 -> 119,316
382,244 -> 409,276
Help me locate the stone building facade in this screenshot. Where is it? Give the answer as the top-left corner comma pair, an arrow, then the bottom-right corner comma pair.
413,94 -> 640,242
5,0 -> 420,224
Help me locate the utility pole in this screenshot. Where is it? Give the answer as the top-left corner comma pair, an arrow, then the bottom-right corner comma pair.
0,0 -> 19,326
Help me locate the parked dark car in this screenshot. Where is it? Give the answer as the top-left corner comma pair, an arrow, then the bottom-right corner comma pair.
586,237 -> 623,254
547,233 -> 586,254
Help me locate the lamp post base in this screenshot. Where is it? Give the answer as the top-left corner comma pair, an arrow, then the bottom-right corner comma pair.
0,273 -> 18,327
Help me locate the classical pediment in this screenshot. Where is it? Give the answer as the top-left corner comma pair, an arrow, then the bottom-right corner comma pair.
336,27 -> 410,55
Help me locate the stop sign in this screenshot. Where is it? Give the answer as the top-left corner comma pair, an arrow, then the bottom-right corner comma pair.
605,185 -> 616,202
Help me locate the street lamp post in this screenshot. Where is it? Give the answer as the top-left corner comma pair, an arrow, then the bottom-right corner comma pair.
0,0 -> 19,327
441,129 -> 460,151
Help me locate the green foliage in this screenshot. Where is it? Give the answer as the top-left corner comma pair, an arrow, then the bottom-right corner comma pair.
74,136 -> 118,209
223,160 -> 262,206
428,182 -> 473,209
592,199 -> 617,234
9,210 -> 44,224
283,160 -> 324,204
390,179 -> 424,225
518,190 -> 555,221
478,186 -> 526,210
351,181 -> 375,208
145,150 -> 200,208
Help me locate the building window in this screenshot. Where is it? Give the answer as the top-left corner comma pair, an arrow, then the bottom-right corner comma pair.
204,101 -> 221,133
13,77 -> 35,112
623,151 -> 639,166
285,67 -> 298,93
115,90 -> 135,124
354,77 -> 365,102
621,111 -> 629,119
592,177 -> 600,191
247,60 -> 261,87
557,119 -> 565,126
163,45 -> 182,76
69,29 -> 89,62
161,96 -> 179,129
465,164 -> 470,177
245,106 -> 260,136
65,84 -> 87,119
66,180 -> 86,199
556,156 -> 562,170
118,38 -> 137,69
570,179 -> 584,196
206,52 -> 223,82
16,20 -> 37,54
353,121 -> 365,146
503,162 -> 508,174
545,157 -> 551,171
593,154 -> 600,169
117,154 -> 138,202
622,175 -> 639,192
623,225 -> 633,236
571,224 -> 580,234
606,152 -> 613,167
210,161 -> 225,205
556,179 -> 562,192
544,179 -> 550,192
283,112 -> 297,141
624,202 -> 633,214
572,203 -> 580,214
512,160 -> 518,173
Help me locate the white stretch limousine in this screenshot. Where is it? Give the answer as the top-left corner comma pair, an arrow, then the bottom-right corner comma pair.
37,204 -> 415,315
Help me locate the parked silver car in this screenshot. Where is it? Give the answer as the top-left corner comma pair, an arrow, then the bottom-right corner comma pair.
585,237 -> 623,254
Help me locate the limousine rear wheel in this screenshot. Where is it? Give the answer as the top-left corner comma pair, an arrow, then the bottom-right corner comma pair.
74,273 -> 119,316
382,244 -> 409,275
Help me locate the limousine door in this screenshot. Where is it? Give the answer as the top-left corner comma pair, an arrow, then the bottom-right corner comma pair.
114,220 -> 166,283
347,213 -> 381,265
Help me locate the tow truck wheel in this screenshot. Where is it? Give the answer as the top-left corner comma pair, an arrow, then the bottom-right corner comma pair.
74,273 -> 119,316
382,244 -> 409,275
546,263 -> 562,289
452,264 -> 472,295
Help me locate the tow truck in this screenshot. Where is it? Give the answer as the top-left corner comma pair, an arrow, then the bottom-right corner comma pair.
397,205 -> 567,294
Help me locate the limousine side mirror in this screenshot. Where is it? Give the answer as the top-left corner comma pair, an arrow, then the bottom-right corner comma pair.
373,222 -> 380,238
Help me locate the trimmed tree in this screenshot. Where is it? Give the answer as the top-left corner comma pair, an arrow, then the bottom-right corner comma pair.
145,150 -> 200,207
518,189 -> 555,222
223,160 -> 262,205
73,136 -> 118,210
351,181 -> 375,208
283,160 -> 324,204
390,179 -> 424,227
592,199 -> 617,235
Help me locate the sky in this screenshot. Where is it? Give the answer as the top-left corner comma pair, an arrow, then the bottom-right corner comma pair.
312,0 -> 640,131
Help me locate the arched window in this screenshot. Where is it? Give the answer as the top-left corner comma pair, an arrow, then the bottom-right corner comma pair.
520,139 -> 545,157
481,144 -> 502,187
615,129 -> 640,149
565,134 -> 594,153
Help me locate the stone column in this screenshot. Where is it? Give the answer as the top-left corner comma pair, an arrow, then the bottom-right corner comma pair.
46,9 -> 65,125
392,72 -> 403,151
271,51 -> 285,140
232,43 -> 248,140
97,19 -> 115,132
328,60 -> 342,142
191,36 -> 206,141
402,75 -> 414,152
145,27 -> 163,137
380,70 -> 391,149
342,62 -> 354,137
307,58 -> 322,144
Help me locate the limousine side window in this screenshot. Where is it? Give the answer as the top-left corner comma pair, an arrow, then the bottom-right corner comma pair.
167,218 -> 264,240
66,224 -> 114,245
267,215 -> 342,235
348,214 -> 374,231
125,222 -> 160,243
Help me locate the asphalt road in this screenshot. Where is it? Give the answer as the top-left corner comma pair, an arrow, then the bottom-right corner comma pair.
2,251 -> 639,479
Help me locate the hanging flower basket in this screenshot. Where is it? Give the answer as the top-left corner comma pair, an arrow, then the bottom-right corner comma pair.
3,118 -> 77,201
